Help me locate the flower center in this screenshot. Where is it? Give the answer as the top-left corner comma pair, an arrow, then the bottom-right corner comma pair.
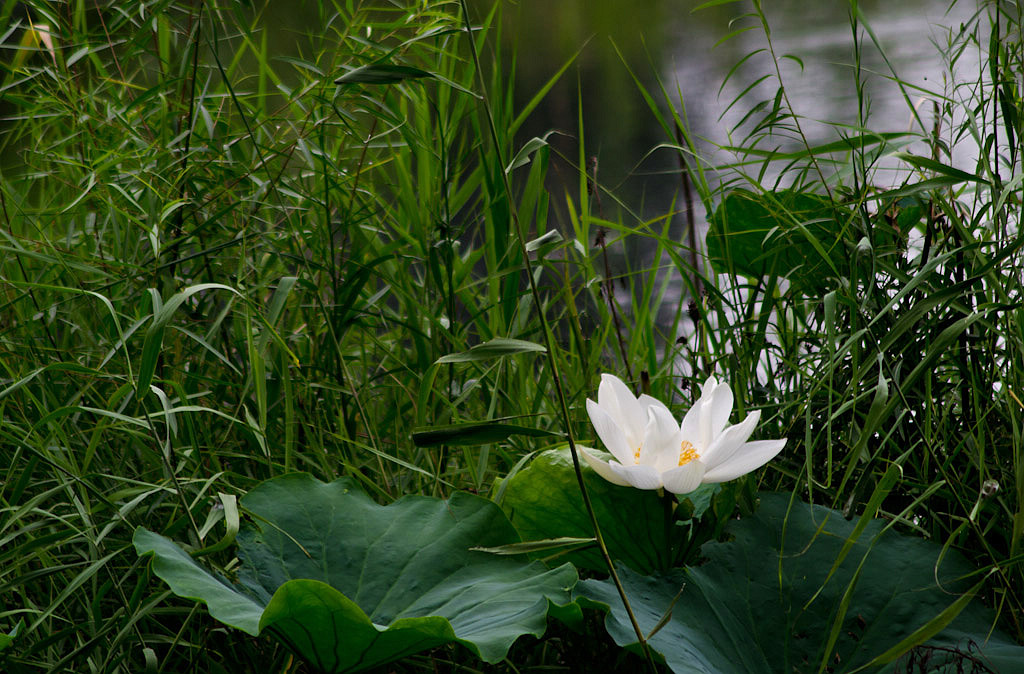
633,446 -> 641,463
678,440 -> 700,466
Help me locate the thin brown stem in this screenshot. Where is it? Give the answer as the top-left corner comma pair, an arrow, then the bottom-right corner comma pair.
674,122 -> 701,300
597,227 -> 634,384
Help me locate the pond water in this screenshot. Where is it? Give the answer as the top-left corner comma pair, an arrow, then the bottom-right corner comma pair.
507,0 -> 979,219
239,2 -> 982,213
502,0 -> 983,357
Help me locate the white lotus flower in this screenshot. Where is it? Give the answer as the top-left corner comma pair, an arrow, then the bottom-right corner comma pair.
580,373 -> 786,495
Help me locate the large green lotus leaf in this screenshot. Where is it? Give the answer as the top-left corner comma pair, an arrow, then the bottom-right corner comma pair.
498,447 -> 676,573
258,580 -> 457,672
707,189 -> 847,287
133,527 -> 265,635
135,473 -> 577,672
576,493 -> 1024,673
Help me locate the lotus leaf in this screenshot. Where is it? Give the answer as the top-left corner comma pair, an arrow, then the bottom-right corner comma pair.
706,189 -> 846,288
577,493 -> 1023,673
135,473 -> 576,673
498,447 -> 678,573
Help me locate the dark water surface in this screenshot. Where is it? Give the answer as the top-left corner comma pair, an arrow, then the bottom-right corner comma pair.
496,0 -> 983,347
505,0 -> 978,219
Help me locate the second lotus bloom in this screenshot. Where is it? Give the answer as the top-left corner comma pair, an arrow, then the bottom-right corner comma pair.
580,374 -> 786,495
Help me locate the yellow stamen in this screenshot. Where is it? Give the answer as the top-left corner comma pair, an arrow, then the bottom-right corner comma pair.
678,440 -> 700,466
633,446 -> 642,463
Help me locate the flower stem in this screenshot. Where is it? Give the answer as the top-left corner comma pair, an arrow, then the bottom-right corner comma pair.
455,3 -> 659,671
663,490 -> 676,569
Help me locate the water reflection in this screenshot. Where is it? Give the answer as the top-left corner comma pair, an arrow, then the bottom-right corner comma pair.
671,2 -> 977,176
508,0 -> 976,216
506,0 -> 982,361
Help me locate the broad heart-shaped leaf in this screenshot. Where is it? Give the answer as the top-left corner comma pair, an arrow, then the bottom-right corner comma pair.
133,528 -> 264,634
498,447 -> 677,574
576,493 -> 1024,674
706,189 -> 847,288
135,474 -> 577,673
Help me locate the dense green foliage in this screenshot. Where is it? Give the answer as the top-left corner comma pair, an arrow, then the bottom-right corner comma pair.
1,0 -> 1022,672
579,494 -> 1024,673
135,474 -> 577,671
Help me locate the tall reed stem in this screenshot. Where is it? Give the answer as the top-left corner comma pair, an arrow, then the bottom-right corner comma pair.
456,2 -> 659,669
